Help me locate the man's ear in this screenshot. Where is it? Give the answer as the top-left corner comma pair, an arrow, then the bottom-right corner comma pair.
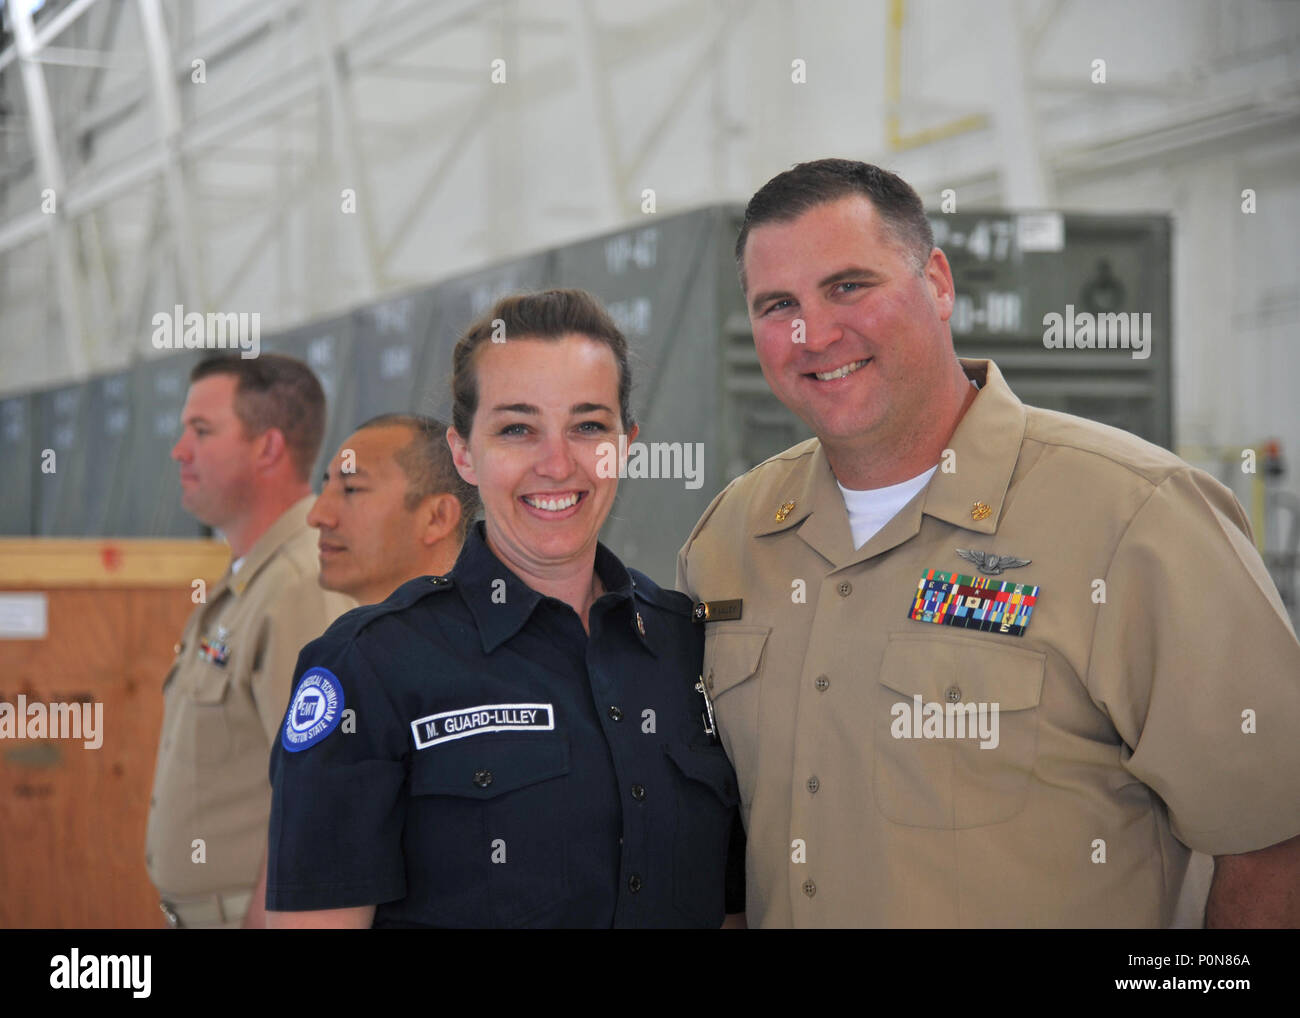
924,246 -> 955,321
446,427 -> 477,487
254,427 -> 290,473
420,493 -> 462,547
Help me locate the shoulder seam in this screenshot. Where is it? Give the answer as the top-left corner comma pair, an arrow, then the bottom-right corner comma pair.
1024,431 -> 1177,489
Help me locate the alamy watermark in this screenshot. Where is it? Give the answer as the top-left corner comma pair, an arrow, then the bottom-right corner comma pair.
0,695 -> 103,749
151,304 -> 261,359
1042,305 -> 1151,360
891,694 -> 1000,750
50,950 -> 150,998
596,436 -> 704,490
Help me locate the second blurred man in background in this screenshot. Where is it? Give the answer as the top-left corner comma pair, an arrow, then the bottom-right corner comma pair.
308,413 -> 479,605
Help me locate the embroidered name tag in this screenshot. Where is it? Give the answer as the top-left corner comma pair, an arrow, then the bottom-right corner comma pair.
908,570 -> 1040,637
411,702 -> 555,750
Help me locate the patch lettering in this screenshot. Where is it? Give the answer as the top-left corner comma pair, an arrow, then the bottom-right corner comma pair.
282,667 -> 345,752
411,702 -> 555,750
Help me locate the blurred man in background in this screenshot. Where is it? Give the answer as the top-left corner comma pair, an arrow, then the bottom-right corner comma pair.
147,354 -> 354,929
309,413 -> 478,605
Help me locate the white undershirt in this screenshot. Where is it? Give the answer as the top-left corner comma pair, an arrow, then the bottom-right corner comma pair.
230,556 -> 246,575
837,465 -> 938,550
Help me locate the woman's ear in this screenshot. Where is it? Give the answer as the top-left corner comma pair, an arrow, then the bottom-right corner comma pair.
446,427 -> 478,487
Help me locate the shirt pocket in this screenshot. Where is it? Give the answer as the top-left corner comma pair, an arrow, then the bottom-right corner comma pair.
664,742 -> 740,927
702,624 -> 770,806
872,632 -> 1045,829
408,733 -> 571,926
190,661 -> 235,766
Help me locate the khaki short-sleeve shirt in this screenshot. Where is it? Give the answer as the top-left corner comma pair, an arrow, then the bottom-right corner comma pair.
677,360 -> 1300,928
146,496 -> 355,898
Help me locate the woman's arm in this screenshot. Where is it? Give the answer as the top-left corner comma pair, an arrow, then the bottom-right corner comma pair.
268,905 -> 376,929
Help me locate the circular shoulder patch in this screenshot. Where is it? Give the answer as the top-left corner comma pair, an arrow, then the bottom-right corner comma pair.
282,667 -> 345,752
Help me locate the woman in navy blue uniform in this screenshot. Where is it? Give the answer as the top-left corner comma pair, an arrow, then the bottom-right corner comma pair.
266,289 -> 744,928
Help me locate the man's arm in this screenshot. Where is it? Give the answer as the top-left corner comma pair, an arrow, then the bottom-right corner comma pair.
268,905 -> 375,929
1206,832 -> 1300,928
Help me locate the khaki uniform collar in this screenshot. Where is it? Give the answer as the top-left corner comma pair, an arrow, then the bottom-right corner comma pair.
921,359 -> 1025,533
752,359 -> 1025,568
229,494 -> 316,597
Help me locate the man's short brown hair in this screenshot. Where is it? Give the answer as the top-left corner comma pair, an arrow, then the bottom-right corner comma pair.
357,413 -> 481,543
190,354 -> 326,482
735,158 -> 935,290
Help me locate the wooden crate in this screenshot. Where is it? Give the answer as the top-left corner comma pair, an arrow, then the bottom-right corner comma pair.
0,539 -> 228,928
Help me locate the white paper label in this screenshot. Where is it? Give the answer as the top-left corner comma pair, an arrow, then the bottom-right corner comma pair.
0,593 -> 48,639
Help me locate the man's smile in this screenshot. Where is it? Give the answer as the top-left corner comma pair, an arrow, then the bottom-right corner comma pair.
806,357 -> 872,382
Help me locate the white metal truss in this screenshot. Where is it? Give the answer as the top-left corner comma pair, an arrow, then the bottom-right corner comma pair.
0,0 -> 758,390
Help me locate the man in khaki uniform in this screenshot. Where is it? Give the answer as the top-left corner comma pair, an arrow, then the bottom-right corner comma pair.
678,159 -> 1300,928
147,355 -> 354,928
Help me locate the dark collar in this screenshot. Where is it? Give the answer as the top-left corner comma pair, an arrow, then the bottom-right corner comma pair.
452,522 -> 654,656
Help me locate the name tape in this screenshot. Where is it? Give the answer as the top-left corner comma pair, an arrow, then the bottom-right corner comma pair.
411,702 -> 555,750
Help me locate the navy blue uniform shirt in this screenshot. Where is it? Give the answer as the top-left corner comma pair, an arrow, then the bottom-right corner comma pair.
267,522 -> 744,927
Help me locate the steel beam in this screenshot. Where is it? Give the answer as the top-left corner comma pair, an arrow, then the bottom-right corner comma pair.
9,0 -> 89,375
136,0 -> 208,308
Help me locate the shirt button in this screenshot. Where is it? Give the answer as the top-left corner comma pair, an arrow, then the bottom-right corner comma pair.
814,675 -> 829,692
608,706 -> 623,722
945,686 -> 962,703
837,581 -> 852,597
628,874 -> 643,893
631,784 -> 646,801
803,879 -> 816,897
806,776 -> 819,794
473,769 -> 493,788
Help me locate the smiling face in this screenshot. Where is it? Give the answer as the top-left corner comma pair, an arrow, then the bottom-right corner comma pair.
447,334 -> 636,584
171,374 -> 259,529
307,424 -> 433,603
742,195 -> 956,455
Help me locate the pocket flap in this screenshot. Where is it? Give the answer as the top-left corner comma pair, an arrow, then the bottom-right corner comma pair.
410,733 -> 570,800
190,663 -> 233,705
877,632 -> 1044,711
664,742 -> 740,806
703,626 -> 771,698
